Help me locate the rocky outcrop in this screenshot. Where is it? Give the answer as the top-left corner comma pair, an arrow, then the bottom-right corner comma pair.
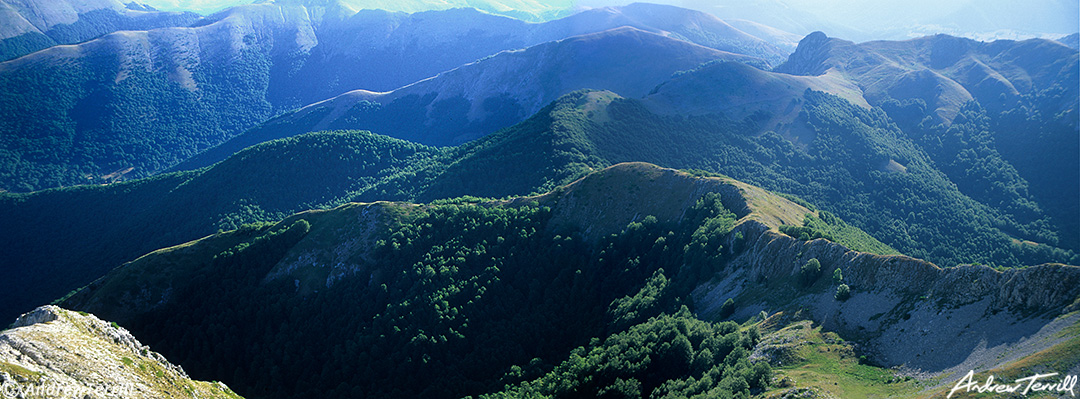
697,218 -> 1080,375
725,220 -> 1080,315
0,306 -> 242,399
772,31 -> 835,76
992,265 -> 1080,313
10,307 -> 58,328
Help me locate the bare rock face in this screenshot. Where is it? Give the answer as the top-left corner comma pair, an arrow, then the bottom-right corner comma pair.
696,219 -> 1080,376
0,306 -> 242,399
772,31 -> 833,76
11,307 -> 59,328
992,265 -> 1080,313
723,220 -> 1080,316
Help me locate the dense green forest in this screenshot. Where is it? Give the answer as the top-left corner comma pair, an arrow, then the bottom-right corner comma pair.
482,311 -> 770,399
462,89 -> 1076,267
172,94 -> 531,171
0,2 -> 790,193
2,88 -> 1076,324
1,9 -> 1075,399
882,86 -> 1080,251
0,132 -> 451,322
0,45 -> 274,192
323,87 -> 1077,268
65,188 -> 771,399
581,91 -> 1076,267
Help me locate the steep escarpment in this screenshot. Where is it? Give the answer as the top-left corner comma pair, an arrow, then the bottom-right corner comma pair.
696,218 -> 1080,378
0,306 -> 242,399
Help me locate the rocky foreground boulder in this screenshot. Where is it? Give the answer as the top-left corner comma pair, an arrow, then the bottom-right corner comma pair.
0,305 -> 242,399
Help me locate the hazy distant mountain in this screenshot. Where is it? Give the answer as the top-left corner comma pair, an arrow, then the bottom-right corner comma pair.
723,18 -> 802,53
1059,33 -> 1079,49
0,1 -> 785,192
776,32 -> 1080,250
146,0 -> 577,21
593,0 -> 1079,43
175,26 -> 766,170
0,0 -> 200,61
131,0 -> 1080,43
776,32 -> 1079,121
910,0 -> 1079,41
553,3 -> 788,64
284,0 -> 576,21
276,2 -> 787,106
1,2 -> 1076,397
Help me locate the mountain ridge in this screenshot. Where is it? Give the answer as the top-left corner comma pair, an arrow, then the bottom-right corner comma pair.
57,162 -> 1080,398
0,5 -> 1076,398
702,217 -> 1080,381
0,0 -> 201,61
0,1 -> 787,192
774,31 -> 1080,252
258,0 -> 576,22
4,81 -> 1075,324
173,26 -> 767,170
776,31 -> 1080,121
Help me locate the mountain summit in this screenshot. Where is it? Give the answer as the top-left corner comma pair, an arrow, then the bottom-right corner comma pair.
0,0 -> 200,61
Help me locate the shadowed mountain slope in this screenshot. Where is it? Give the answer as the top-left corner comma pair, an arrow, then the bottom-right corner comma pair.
58,163 -> 1080,399
0,1 -> 785,192
4,54 -> 1078,321
776,32 -> 1080,252
0,0 -> 200,61
175,26 -> 765,169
